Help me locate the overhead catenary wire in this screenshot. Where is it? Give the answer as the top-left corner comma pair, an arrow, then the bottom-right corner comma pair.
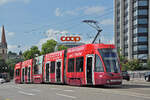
20,7 -> 114,48
23,7 -> 113,34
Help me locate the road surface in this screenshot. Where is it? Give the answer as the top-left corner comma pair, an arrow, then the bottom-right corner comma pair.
0,80 -> 150,100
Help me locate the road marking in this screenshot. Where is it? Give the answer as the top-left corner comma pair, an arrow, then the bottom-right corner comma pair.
50,88 -> 62,90
63,90 -> 74,92
13,86 -> 23,90
31,89 -> 40,92
0,85 -> 12,89
18,91 -> 35,96
97,89 -> 150,99
56,93 -> 77,99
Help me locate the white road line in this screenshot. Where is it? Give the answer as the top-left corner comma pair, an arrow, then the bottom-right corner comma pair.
18,91 -> 35,96
63,90 -> 74,92
0,85 -> 11,88
56,93 -> 77,99
31,89 -> 41,92
13,86 -> 23,90
50,88 -> 62,90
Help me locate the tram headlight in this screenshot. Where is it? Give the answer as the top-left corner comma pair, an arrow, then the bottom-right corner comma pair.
99,75 -> 103,78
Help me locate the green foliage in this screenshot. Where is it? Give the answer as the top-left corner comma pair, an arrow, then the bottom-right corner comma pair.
41,39 -> 57,55
117,48 -> 143,71
0,54 -> 23,78
126,59 -> 142,71
117,48 -> 128,71
146,59 -> 150,70
0,58 -> 8,73
23,46 -> 40,60
8,51 -> 17,55
23,50 -> 30,60
6,58 -> 23,78
57,45 -> 68,51
120,62 -> 128,71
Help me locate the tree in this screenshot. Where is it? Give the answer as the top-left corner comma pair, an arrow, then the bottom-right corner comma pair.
117,49 -> 128,71
23,50 -> 30,60
41,39 -> 57,55
6,58 -> 23,79
146,59 -> 150,70
57,45 -> 68,51
23,46 -> 40,60
0,58 -> 8,73
19,51 -> 23,56
126,59 -> 142,71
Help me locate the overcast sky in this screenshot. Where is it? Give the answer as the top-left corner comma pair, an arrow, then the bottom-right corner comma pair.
0,0 -> 114,53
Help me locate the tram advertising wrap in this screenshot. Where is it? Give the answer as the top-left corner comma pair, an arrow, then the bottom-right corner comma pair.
14,44 -> 122,86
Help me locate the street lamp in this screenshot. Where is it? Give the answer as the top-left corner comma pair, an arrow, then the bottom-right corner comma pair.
82,20 -> 102,44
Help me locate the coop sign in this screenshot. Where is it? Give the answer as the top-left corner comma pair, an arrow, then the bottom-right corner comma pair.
60,36 -> 81,42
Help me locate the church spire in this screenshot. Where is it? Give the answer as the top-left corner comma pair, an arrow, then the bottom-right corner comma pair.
1,25 -> 7,44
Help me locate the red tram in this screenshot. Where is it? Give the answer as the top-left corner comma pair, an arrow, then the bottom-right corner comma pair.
14,44 -> 122,85
21,59 -> 33,83
14,62 -> 22,84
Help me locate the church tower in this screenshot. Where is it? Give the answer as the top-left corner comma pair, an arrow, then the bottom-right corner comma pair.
0,25 -> 7,60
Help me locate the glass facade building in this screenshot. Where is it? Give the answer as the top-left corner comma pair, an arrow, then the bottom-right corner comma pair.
114,0 -> 150,61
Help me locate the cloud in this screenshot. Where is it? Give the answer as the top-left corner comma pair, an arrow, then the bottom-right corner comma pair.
84,6 -> 105,15
54,6 -> 106,16
0,26 -> 15,38
37,29 -> 68,49
0,0 -> 30,6
8,45 -> 18,51
100,35 -> 114,44
7,32 -> 15,37
100,19 -> 113,26
55,8 -> 63,16
8,44 -> 30,52
65,10 -> 78,16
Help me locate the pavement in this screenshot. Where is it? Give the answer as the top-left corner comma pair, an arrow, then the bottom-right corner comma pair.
0,80 -> 150,100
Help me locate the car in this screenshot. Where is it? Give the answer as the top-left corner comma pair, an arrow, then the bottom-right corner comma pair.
0,78 -> 5,84
144,72 -> 150,82
122,71 -> 130,81
0,73 -> 10,82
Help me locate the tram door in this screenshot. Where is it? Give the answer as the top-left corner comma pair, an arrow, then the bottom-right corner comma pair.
22,68 -> 25,83
45,63 -> 50,82
28,66 -> 31,82
56,61 -> 61,82
86,55 -> 94,84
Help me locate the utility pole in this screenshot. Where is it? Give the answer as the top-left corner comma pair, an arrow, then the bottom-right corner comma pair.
82,20 -> 102,44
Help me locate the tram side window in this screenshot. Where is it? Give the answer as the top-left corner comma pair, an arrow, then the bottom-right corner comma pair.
68,58 -> 74,72
16,69 -> 20,76
34,65 -> 39,74
76,57 -> 84,72
16,70 -> 18,76
34,59 -> 43,75
51,61 -> 55,73
15,70 -> 17,76
25,67 -> 28,75
95,55 -> 104,72
18,69 -> 20,76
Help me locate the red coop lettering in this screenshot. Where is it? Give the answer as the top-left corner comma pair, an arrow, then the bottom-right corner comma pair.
60,36 -> 81,42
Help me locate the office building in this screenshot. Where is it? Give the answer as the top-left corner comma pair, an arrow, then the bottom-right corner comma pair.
114,0 -> 150,61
